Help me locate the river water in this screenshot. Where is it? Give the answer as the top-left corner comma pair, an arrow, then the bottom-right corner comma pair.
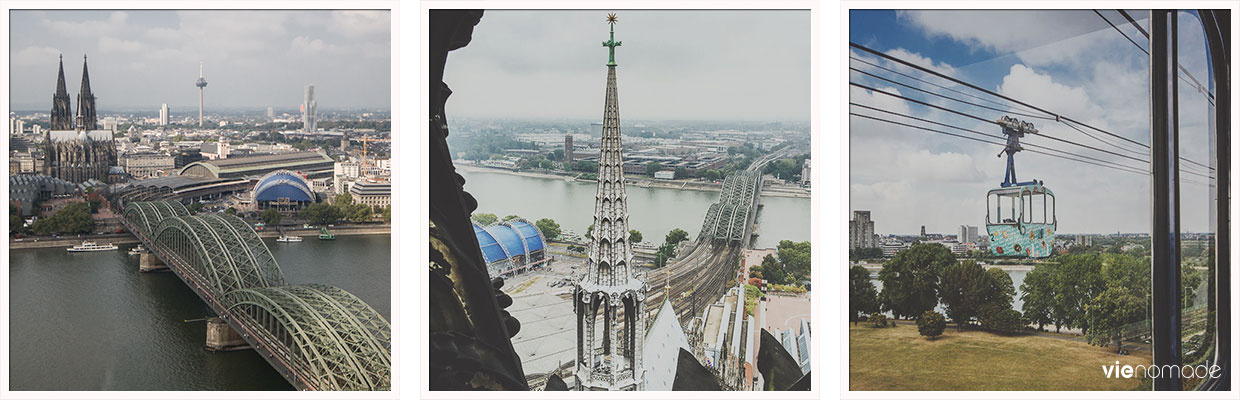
8,234 -> 391,391
458,168 -> 810,249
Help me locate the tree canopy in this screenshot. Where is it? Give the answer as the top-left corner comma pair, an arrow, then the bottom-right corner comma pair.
535,218 -> 561,241
849,265 -> 879,323
878,243 -> 954,319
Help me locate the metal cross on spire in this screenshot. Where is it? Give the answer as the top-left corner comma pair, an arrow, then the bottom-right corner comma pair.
603,13 -> 622,66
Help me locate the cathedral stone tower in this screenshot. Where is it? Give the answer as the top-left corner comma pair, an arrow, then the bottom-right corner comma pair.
574,13 -> 645,391
50,55 -> 73,131
76,55 -> 97,130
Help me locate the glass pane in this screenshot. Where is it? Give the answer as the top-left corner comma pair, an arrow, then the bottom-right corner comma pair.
1175,10 -> 1216,390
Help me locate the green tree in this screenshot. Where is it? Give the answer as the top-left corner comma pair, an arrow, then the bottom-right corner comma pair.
260,208 -> 282,226
502,214 -> 520,222
849,247 -> 883,261
382,206 -> 392,223
629,229 -> 642,243
867,312 -> 888,328
878,243 -> 954,319
939,260 -> 988,330
777,240 -> 811,282
300,203 -> 342,226
673,166 -> 690,179
1085,285 -> 1145,353
646,161 -> 662,176
700,169 -> 722,181
535,218 -> 561,241
849,266 -> 880,324
979,306 -> 1025,334
31,202 -> 94,235
225,207 -> 238,216
471,213 -> 498,226
981,267 -> 1016,311
759,254 -> 787,284
665,228 -> 689,245
187,202 -> 204,215
1020,265 -> 1056,331
585,223 -> 594,240
334,192 -> 354,206
917,310 -> 947,339
345,203 -> 372,222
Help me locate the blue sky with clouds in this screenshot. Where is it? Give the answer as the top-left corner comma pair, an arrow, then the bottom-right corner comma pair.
848,10 -> 1217,235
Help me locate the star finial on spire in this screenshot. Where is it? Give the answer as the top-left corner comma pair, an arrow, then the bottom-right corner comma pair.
606,13 -> 618,25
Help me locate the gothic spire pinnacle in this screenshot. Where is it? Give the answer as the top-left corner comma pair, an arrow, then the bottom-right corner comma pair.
51,55 -> 73,130
77,54 -> 97,130
603,13 -> 622,66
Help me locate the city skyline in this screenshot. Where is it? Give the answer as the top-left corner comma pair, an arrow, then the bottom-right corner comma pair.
444,10 -> 810,121
9,10 -> 391,110
849,10 -> 1217,234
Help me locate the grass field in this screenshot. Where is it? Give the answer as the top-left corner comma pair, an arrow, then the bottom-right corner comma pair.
849,323 -> 1151,391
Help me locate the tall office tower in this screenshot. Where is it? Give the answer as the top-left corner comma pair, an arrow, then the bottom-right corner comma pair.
266,107 -> 275,120
575,13 -> 645,391
564,134 -> 574,163
303,85 -> 317,133
160,104 -> 169,126
195,61 -> 208,127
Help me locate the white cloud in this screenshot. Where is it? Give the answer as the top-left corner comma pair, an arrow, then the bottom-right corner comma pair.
328,11 -> 390,37
10,46 -> 62,67
98,37 -> 143,53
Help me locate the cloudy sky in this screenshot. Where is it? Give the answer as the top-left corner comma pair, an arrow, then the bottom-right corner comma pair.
9,10 -> 390,111
849,10 -> 1217,234
443,10 -> 810,121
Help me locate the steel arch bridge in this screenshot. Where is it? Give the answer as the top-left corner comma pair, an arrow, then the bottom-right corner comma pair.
120,200 -> 390,391
697,170 -> 763,242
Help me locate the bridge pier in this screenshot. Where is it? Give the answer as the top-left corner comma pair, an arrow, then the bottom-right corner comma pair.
139,252 -> 168,272
205,317 -> 252,351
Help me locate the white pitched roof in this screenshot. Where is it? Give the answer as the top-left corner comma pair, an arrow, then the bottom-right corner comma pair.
642,299 -> 690,391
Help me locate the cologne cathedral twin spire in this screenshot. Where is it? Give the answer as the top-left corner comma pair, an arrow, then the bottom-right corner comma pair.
51,55 -> 98,131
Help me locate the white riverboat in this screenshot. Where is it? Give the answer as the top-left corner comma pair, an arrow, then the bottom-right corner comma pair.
67,241 -> 119,252
276,235 -> 303,243
127,245 -> 146,255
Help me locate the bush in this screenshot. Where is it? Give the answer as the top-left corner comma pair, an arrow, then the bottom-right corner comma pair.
867,313 -> 888,328
980,304 -> 1025,334
917,310 -> 947,339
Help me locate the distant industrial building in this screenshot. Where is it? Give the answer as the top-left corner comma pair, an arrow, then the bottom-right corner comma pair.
849,210 -> 877,250
801,159 -> 810,186
347,179 -> 391,208
957,225 -> 979,243
180,151 -> 335,180
472,219 -> 549,277
252,170 -> 315,212
564,134 -> 574,163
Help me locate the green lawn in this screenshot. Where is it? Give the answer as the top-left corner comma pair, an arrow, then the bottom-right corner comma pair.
850,323 -> 1150,391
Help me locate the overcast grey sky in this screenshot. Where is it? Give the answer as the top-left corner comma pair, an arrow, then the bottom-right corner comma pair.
9,10 -> 390,111
443,10 -> 810,121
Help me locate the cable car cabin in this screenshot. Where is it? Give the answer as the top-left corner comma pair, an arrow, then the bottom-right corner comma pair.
986,183 -> 1056,258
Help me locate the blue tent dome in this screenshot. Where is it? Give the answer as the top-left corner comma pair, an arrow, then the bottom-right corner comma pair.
253,170 -> 314,203
472,219 -> 548,265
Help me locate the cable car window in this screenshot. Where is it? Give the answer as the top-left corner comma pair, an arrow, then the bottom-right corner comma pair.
1173,10 -> 1218,390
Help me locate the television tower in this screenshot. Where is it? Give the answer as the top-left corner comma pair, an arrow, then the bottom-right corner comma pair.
195,61 -> 208,127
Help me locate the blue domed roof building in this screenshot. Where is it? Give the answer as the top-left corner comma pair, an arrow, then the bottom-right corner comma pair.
252,170 -> 315,212
473,218 -> 550,277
